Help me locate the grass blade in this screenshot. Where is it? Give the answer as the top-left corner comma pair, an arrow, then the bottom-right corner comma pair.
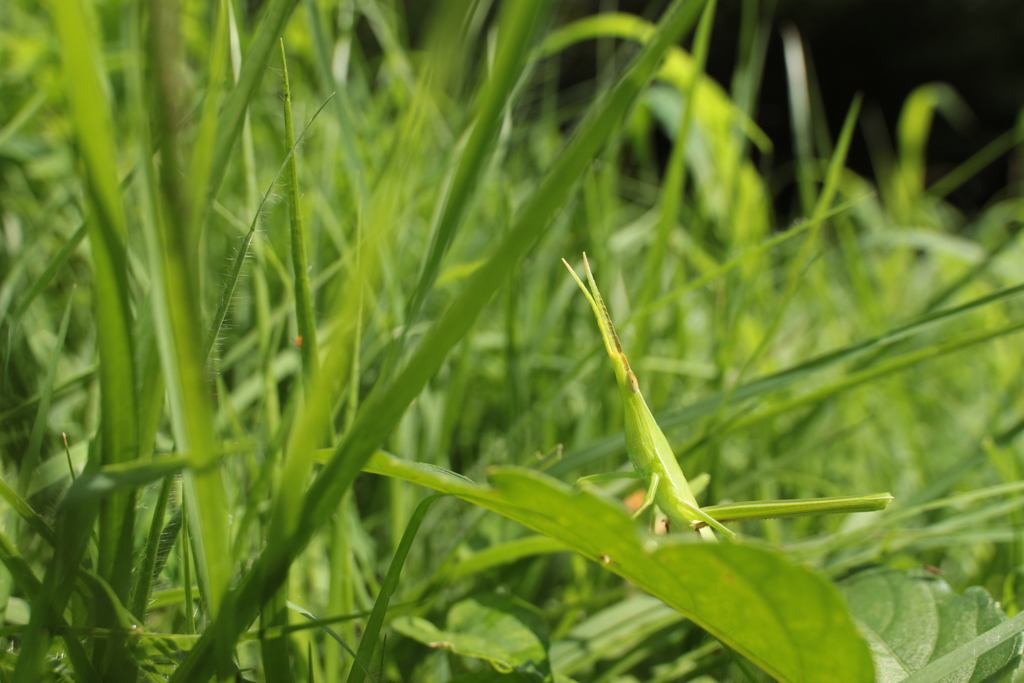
281,39 -> 319,385
404,0 -> 546,324
203,94 -> 334,364
15,0 -> 140,676
635,0 -> 717,357
17,287 -> 74,497
203,0 -> 300,212
554,277 -> 1024,472
346,494 -> 445,683
128,476 -> 174,621
901,610 -> 1024,683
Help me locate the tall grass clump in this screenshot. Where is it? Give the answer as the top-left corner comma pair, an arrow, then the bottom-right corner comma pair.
2,0 -> 1024,681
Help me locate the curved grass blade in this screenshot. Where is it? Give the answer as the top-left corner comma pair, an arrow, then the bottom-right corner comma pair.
0,476 -> 55,545
894,83 -> 972,220
292,605 -> 374,683
537,11 -> 770,153
404,0 -> 546,325
346,494 -> 445,683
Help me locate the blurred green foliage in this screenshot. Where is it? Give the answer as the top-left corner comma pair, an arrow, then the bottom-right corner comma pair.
1,0 -> 1024,681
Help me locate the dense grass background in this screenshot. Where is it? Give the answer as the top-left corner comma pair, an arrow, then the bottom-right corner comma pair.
2,0 -> 1024,680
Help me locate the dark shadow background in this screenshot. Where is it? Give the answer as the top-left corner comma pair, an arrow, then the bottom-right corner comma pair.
551,0 -> 1024,214
382,0 -> 1024,214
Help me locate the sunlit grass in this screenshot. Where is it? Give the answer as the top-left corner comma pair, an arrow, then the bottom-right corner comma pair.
1,0 -> 1023,681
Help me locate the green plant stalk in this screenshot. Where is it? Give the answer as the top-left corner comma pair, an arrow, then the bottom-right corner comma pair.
146,0 -> 231,651
281,39 -> 319,386
202,93 -> 333,364
181,500 -> 195,636
186,0 -> 230,237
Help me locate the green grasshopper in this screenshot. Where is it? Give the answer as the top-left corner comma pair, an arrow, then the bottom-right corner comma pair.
563,254 -> 892,541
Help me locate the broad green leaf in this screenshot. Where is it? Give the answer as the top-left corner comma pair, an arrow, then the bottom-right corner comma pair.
358,451 -> 874,683
393,593 -> 551,678
839,567 -> 1022,683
